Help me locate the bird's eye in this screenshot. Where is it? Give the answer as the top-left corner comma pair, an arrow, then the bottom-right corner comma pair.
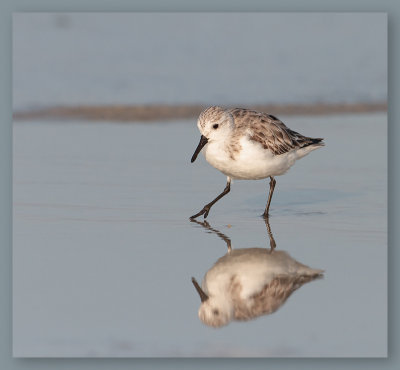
213,124 -> 219,129
213,309 -> 219,315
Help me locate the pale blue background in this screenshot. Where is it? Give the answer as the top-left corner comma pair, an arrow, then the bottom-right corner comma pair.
13,13 -> 386,110
12,12 -> 387,358
1,0 -> 398,369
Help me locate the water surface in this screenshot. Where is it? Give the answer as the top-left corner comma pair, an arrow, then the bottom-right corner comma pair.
13,113 -> 387,357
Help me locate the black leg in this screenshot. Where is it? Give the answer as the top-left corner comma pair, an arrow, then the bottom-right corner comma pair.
264,217 -> 276,251
190,178 -> 231,219
189,219 -> 232,252
263,176 -> 276,218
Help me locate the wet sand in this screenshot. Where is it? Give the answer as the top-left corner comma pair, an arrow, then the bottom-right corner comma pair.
13,102 -> 387,122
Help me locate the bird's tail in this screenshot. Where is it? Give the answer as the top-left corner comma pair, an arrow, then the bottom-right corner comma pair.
295,137 -> 324,159
307,137 -> 324,147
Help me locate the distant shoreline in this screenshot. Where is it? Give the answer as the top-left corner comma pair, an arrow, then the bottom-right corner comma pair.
13,102 -> 387,122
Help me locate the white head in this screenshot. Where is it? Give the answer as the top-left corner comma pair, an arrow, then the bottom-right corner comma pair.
191,106 -> 235,163
198,297 -> 233,328
192,277 -> 233,328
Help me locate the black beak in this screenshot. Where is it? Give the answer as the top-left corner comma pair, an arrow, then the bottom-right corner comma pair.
191,277 -> 209,302
191,135 -> 208,163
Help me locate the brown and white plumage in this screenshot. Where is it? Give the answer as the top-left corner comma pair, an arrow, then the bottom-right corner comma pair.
232,272 -> 322,320
190,106 -> 324,219
228,107 -> 324,156
192,248 -> 323,328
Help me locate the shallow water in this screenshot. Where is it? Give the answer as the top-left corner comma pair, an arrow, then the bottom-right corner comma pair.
13,113 -> 387,357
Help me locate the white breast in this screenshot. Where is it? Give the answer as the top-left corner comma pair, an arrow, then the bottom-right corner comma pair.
203,249 -> 323,300
203,137 -> 298,180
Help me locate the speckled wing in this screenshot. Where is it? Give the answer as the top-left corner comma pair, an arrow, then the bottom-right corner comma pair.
233,274 -> 322,320
229,108 -> 324,155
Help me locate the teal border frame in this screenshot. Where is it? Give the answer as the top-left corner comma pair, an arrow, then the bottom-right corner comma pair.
1,1 -> 396,369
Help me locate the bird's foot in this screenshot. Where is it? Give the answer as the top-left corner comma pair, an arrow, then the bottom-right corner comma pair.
190,205 -> 211,220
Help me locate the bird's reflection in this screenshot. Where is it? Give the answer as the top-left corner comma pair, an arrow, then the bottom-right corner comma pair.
190,219 -> 324,328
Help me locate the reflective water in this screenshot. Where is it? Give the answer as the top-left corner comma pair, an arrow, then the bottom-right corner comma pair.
190,219 -> 324,329
13,113 -> 387,357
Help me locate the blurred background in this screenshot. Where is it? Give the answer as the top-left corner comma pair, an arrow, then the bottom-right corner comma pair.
13,13 -> 387,357
13,13 -> 386,116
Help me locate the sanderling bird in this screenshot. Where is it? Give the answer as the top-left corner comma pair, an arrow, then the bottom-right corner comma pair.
190,106 -> 324,219
191,220 -> 323,328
